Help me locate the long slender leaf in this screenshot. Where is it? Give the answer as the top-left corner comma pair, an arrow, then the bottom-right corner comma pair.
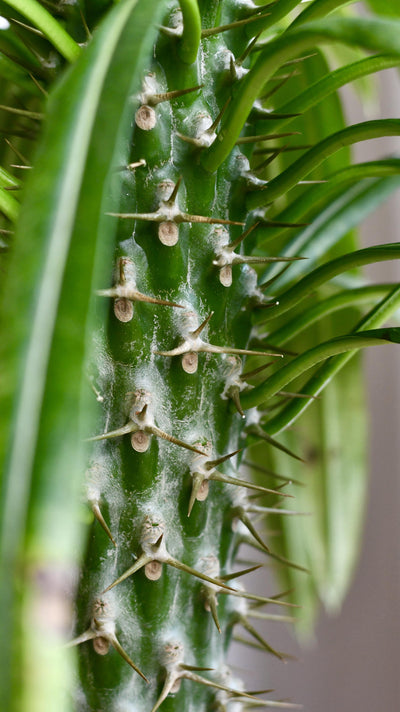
0,0 -> 168,709
254,243 -> 400,323
202,16 -> 400,172
241,328 -> 400,410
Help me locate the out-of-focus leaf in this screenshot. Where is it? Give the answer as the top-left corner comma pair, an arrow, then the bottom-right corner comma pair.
0,0 -> 168,709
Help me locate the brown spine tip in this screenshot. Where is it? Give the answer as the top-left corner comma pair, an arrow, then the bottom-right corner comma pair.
135,105 -> 156,130
158,221 -> 179,246
131,431 -> 150,452
93,637 -> 110,655
114,297 -> 134,322
182,352 -> 198,373
145,560 -> 163,580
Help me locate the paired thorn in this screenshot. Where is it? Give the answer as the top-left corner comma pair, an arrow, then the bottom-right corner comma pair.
177,98 -> 231,148
188,446 -> 283,517
107,180 -> 243,246
87,388 -> 204,455
155,311 -> 283,365
66,599 -> 148,681
212,223 -> 303,287
97,257 -> 183,320
151,640 -> 287,712
102,516 -> 234,593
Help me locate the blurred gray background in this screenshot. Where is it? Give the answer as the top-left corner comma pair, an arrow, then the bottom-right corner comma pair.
230,66 -> 400,711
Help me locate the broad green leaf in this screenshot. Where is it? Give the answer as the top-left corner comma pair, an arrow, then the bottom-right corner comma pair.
0,0 -> 168,709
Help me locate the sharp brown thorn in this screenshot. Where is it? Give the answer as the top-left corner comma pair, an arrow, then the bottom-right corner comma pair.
209,96 -> 232,133
208,345 -> 283,358
278,390 -> 319,400
201,12 -> 271,38
240,361 -> 275,380
191,311 -> 214,338
86,421 -> 137,442
253,147 -> 284,172
283,52 -> 318,67
29,73 -> 48,96
102,553 -> 152,593
247,425 -> 305,462
188,473 -> 208,516
259,264 -> 292,290
166,556 -> 235,591
4,138 -> 30,166
181,670 -> 269,703
233,254 -> 305,265
221,588 -> 299,608
150,673 -> 178,712
78,5 -> 91,39
180,212 -> 244,226
231,387 -> 245,417
236,32 -> 262,66
212,472 -> 293,498
237,511 -> 270,553
65,628 -> 97,648
148,85 -> 203,106
253,145 -> 311,158
239,616 -> 286,661
166,176 -> 182,204
180,665 -> 215,672
259,69 -> 296,101
220,564 -> 262,581
206,448 -> 241,470
149,425 -> 206,455
8,16 -> 44,36
91,502 -> 116,546
205,592 -> 222,633
229,221 -> 260,250
236,132 -> 300,145
247,610 -> 296,623
110,634 -> 149,681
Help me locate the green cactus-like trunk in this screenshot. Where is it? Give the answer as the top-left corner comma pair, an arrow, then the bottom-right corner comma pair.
75,4 -> 274,709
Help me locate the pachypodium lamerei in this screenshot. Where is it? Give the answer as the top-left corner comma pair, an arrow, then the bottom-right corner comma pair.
2,0 -> 400,711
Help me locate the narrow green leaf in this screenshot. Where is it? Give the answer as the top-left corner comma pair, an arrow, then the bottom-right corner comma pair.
265,284 -> 400,433
254,55 -> 400,137
0,0 -> 168,709
1,0 -> 80,62
254,243 -> 400,323
256,161 -> 400,249
201,17 -> 400,172
248,120 -> 400,208
241,328 -> 400,410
